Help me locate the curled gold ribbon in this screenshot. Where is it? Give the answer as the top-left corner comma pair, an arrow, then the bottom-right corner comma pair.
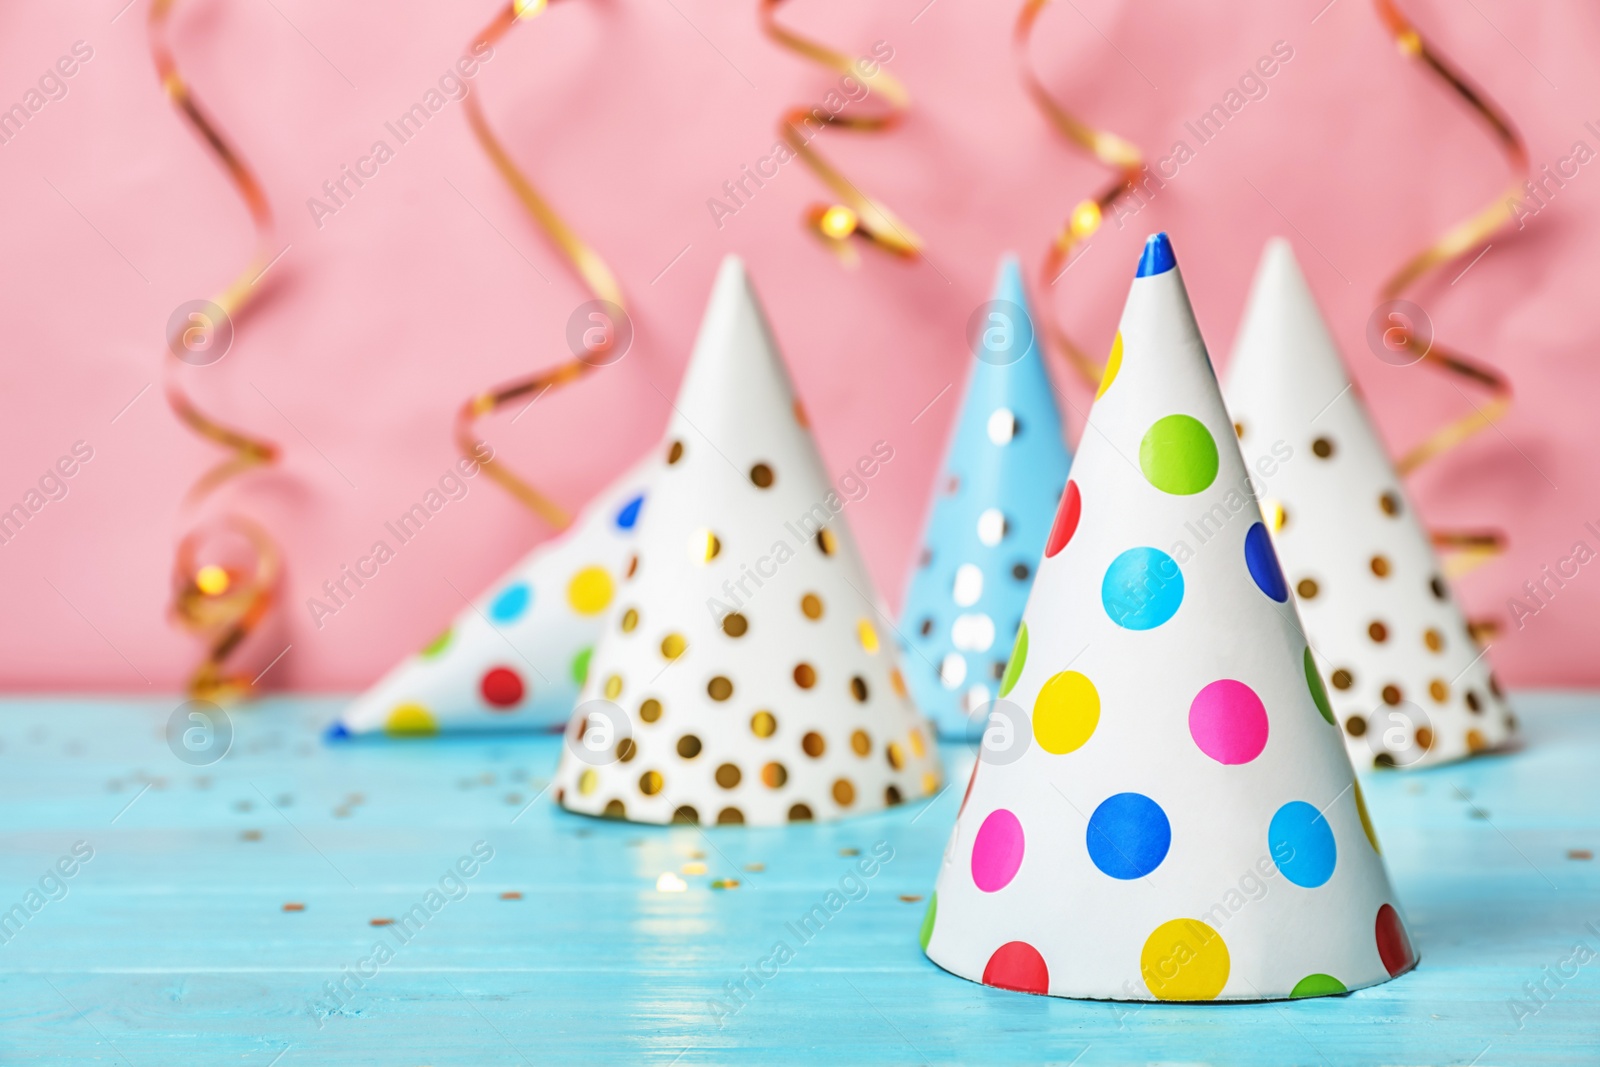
151,0 -> 283,702
1375,0 -> 1525,582
456,0 -> 623,530
1016,0 -> 1144,388
760,0 -> 921,264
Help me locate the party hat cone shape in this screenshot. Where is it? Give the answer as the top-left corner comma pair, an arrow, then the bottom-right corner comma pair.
901,257 -> 1073,739
553,256 -> 942,825
332,461 -> 651,736
1225,239 -> 1515,769
922,234 -> 1416,1002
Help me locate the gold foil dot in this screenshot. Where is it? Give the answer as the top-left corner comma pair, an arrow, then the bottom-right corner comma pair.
832,779 -> 856,806
660,633 -> 687,660
1466,690 -> 1482,713
886,785 -> 904,806
1430,575 -> 1447,600
817,528 -> 838,556
708,676 -> 733,701
604,675 -> 623,699
1331,668 -> 1354,690
801,731 -> 826,758
677,735 -> 702,759
1429,679 -> 1449,703
639,770 -> 664,796
890,668 -> 907,698
1369,621 -> 1389,643
639,698 -> 662,723
794,663 -> 816,689
856,618 -> 879,653
690,529 -> 721,564
801,593 -> 823,619
1382,684 -> 1402,706
617,738 -> 637,762
1415,726 -> 1434,750
1380,491 -> 1402,516
1233,421 -> 1245,439
722,613 -> 748,637
750,711 -> 776,738
910,729 -> 926,758
1346,716 -> 1367,737
1466,729 -> 1487,753
886,742 -> 905,770
850,676 -> 869,703
788,803 -> 813,822
762,762 -> 788,789
1312,437 -> 1335,459
666,440 -> 684,464
1425,628 -> 1443,652
717,808 -> 745,825
793,399 -> 809,427
851,729 -> 871,756
921,772 -> 939,795
621,608 -> 639,633
715,763 -> 742,789
1371,555 -> 1391,578
626,554 -> 639,579
1297,578 -> 1319,600
672,805 -> 698,824
749,463 -> 774,489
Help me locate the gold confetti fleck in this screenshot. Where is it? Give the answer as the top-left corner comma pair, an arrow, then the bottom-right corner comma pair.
839,847 -> 860,857
240,829 -> 262,841
898,894 -> 923,903
682,861 -> 708,875
711,879 -> 741,890
282,902 -> 305,912
500,891 -> 523,900
370,917 -> 394,927
744,863 -> 765,872
1569,849 -> 1593,861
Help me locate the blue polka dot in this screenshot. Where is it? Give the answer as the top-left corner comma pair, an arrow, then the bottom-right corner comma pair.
1086,793 -> 1171,879
1269,800 -> 1338,888
1244,522 -> 1288,603
615,494 -> 644,531
489,582 -> 532,623
1101,547 -> 1184,629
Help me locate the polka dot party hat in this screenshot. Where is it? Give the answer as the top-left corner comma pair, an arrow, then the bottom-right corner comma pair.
900,256 -> 1073,739
331,460 -> 651,736
553,255 -> 943,826
921,234 -> 1416,1002
1225,238 -> 1515,769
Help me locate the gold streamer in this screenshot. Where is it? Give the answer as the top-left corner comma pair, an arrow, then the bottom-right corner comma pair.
760,0 -> 921,264
456,0 -> 623,530
1374,0 -> 1526,582
151,0 -> 283,702
1015,0 -> 1145,388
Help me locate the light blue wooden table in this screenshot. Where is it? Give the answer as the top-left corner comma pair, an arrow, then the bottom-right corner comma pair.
0,693 -> 1596,1065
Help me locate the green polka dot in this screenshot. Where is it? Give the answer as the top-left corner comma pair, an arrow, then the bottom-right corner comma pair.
1305,647 -> 1334,724
919,892 -> 937,952
1290,973 -> 1347,999
571,647 -> 593,686
1139,415 -> 1218,495
998,623 -> 1028,698
419,629 -> 452,658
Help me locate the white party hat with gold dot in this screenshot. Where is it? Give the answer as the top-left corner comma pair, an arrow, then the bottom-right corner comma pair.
331,460 -> 651,737
921,234 -> 1415,1002
1224,238 -> 1515,769
553,255 -> 942,826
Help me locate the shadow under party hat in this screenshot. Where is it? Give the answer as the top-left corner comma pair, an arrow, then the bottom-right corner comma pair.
900,256 -> 1073,739
1224,238 -> 1515,769
921,234 -> 1416,1001
332,460 -> 651,736
553,255 -> 942,826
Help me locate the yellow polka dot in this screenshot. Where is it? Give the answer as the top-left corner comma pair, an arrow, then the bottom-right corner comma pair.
690,529 -> 721,564
909,728 -> 926,758
578,768 -> 598,795
604,674 -> 623,699
856,618 -> 880,654
385,704 -> 438,736
1141,919 -> 1229,1001
921,771 -> 940,795
1354,781 -> 1380,854
1032,670 -> 1100,754
660,633 -> 688,660
566,565 -> 614,615
1097,332 -> 1123,398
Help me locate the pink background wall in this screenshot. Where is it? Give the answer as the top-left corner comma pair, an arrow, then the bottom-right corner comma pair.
1,0 -> 1595,692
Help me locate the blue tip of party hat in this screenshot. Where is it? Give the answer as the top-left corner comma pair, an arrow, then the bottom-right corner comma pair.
1136,232 -> 1176,278
323,722 -> 351,741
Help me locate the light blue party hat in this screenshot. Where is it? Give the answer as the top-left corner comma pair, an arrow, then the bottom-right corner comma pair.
899,256 -> 1073,738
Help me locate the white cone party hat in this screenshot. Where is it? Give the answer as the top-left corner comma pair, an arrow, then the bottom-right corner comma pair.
331,460 -> 651,736
553,256 -> 943,826
921,234 -> 1416,1002
1224,238 -> 1515,769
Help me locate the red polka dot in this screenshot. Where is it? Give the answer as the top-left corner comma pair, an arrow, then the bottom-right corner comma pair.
481,667 -> 525,709
982,941 -> 1049,994
1375,903 -> 1415,977
1045,481 -> 1081,558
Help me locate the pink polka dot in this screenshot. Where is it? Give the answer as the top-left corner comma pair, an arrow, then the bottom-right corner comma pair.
1188,679 -> 1269,765
971,808 -> 1025,892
